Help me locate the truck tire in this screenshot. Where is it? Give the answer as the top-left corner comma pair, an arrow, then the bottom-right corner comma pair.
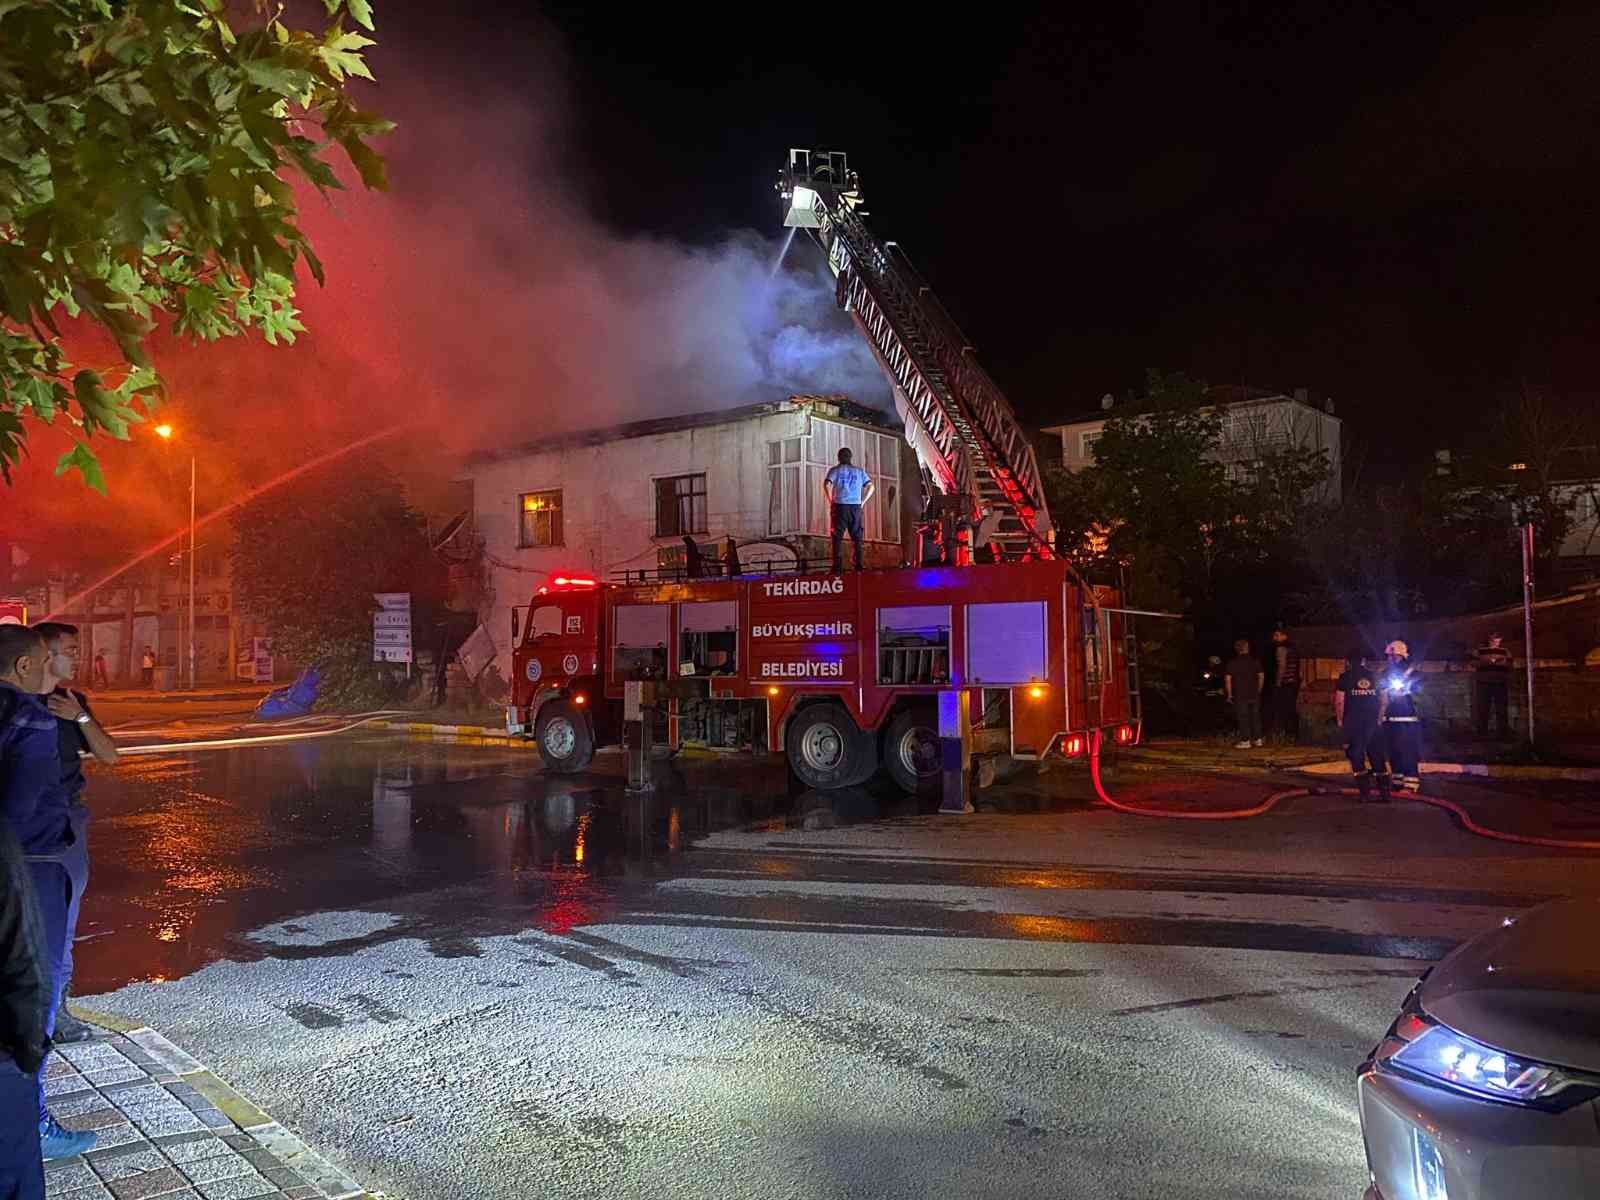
787,702 -> 876,790
536,700 -> 594,773
884,706 -> 941,796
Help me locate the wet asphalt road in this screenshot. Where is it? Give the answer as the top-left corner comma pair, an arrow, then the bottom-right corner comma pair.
72,736 -> 1594,1200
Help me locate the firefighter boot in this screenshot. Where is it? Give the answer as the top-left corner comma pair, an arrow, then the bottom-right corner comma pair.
1374,772 -> 1392,803
1355,772 -> 1371,803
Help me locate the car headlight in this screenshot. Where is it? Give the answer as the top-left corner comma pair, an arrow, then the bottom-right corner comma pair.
1375,997 -> 1600,1110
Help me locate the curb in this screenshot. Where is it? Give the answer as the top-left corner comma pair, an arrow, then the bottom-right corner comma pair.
374,719 -> 534,747
72,1006 -> 376,1200
1295,759 -> 1600,781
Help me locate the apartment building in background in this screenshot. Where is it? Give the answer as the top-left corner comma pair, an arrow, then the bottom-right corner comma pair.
1044,385 -> 1343,502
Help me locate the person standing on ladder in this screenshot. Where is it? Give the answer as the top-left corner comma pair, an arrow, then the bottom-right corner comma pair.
1379,639 -> 1423,793
823,447 -> 873,573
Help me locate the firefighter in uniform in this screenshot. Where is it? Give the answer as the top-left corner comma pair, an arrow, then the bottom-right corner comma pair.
1333,650 -> 1390,803
1379,639 -> 1422,793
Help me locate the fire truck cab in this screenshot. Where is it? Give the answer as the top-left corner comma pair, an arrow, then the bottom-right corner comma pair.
506,562 -> 1138,794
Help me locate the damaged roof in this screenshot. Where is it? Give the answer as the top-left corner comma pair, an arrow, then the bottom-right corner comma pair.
464,394 -> 900,466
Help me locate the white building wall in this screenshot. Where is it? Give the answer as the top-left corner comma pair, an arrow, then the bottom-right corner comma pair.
1046,397 -> 1342,502
1557,484 -> 1600,559
465,407 -> 915,678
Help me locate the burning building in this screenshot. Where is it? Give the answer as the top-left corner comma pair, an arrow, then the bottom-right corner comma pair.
461,395 -> 919,678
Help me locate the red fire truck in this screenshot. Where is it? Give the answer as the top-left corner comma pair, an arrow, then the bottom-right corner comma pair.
505,562 -> 1138,793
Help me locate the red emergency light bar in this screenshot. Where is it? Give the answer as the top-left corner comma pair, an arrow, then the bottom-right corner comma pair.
1063,734 -> 1085,758
552,575 -> 598,588
1114,724 -> 1136,745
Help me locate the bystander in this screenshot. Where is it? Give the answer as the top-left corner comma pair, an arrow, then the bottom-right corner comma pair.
1472,632 -> 1512,740
0,626 -> 96,1161
1223,639 -> 1265,749
0,816 -> 48,1200
32,624 -> 117,1046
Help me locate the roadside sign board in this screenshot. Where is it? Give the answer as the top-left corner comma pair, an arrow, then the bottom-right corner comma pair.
251,637 -> 275,683
373,593 -> 413,664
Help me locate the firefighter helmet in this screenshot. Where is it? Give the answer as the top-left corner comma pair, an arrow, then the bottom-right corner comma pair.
1384,639 -> 1409,658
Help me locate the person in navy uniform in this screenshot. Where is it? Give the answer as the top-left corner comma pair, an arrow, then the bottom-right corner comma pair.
1,624 -> 95,1165
1333,650 -> 1390,803
1472,632 -> 1512,739
30,624 -> 118,1051
1379,639 -> 1422,793
822,447 -> 874,573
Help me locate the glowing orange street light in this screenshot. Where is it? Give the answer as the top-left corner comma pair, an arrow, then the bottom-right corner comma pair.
153,423 -> 195,688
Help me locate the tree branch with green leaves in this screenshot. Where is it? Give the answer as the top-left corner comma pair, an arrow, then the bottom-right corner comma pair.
0,0 -> 391,491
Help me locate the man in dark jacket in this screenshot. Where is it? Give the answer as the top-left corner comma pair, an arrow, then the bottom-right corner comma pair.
1223,639 -> 1265,748
1267,626 -> 1301,742
0,626 -> 95,1161
1472,633 -> 1512,739
0,819 -> 48,1200
33,623 -> 118,1047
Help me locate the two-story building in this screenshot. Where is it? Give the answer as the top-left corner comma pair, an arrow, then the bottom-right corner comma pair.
462,394 -> 919,679
1043,385 -> 1343,502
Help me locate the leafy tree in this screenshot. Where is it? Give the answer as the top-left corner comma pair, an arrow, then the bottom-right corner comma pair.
1046,371 -> 1332,627
231,456 -> 444,709
0,0 -> 390,491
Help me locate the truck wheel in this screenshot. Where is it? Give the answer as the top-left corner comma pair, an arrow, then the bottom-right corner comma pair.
787,703 -> 876,790
536,700 -> 594,772
884,707 -> 941,796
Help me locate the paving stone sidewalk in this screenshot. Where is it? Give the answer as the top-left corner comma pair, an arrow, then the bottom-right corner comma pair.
43,1020 -> 367,1200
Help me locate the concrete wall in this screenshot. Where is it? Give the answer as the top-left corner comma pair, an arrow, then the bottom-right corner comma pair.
1298,658 -> 1600,738
466,408 -> 918,677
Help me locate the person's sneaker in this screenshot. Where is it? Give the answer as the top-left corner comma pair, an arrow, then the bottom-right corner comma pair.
1233,740 -> 1252,749
40,1114 -> 96,1160
1252,738 -> 1265,747
52,1009 -> 97,1044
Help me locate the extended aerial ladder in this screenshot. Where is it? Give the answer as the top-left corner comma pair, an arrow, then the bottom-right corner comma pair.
779,149 -> 1053,561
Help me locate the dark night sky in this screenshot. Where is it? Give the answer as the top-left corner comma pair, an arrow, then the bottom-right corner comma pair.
402,0 -> 1600,470
17,0 -> 1600,536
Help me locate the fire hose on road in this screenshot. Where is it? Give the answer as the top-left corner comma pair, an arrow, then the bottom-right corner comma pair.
114,711 -> 411,755
1087,730 -> 1600,851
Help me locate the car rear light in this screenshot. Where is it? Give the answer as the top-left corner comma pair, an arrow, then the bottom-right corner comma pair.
1063,734 -> 1084,758
1114,724 -> 1135,745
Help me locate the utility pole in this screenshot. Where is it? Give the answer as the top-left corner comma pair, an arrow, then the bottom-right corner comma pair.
188,452 -> 197,689
1521,521 -> 1536,747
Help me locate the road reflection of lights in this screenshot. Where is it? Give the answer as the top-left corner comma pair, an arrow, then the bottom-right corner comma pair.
574,811 -> 590,864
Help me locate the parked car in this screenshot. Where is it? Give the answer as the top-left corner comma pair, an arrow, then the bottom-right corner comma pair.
1357,896 -> 1600,1198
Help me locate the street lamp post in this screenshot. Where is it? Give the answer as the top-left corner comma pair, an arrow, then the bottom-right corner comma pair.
155,424 -> 197,690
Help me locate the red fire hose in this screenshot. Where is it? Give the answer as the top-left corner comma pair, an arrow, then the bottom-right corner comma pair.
1087,731 -> 1600,850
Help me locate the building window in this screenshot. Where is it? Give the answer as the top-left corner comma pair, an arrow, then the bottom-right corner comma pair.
768,440 -> 806,536
1080,431 -> 1102,461
519,490 -> 563,547
654,473 -> 707,537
